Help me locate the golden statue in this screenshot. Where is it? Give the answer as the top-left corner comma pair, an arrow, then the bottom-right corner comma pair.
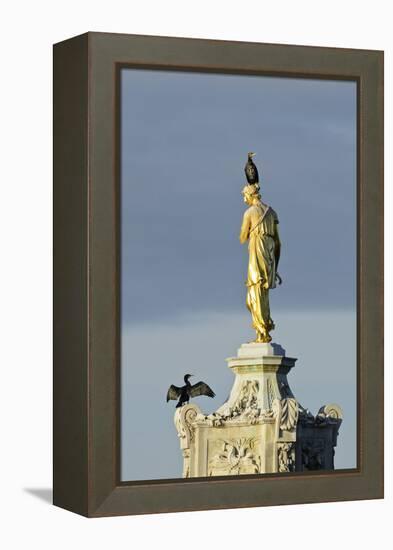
240,181 -> 281,343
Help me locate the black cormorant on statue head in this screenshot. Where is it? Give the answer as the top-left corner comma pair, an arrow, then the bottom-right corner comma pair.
245,151 -> 260,185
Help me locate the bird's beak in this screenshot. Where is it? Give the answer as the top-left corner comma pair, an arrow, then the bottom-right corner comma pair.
250,152 -> 255,157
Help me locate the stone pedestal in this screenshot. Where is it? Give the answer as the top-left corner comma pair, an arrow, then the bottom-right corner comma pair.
175,342 -> 342,477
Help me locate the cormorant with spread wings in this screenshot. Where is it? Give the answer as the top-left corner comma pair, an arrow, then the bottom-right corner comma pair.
166,374 -> 216,408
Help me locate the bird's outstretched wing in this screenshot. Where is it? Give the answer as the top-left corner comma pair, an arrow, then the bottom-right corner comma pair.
166,384 -> 182,402
189,381 -> 216,399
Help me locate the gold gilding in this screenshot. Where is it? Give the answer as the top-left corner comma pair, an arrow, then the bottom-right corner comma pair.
240,184 -> 281,343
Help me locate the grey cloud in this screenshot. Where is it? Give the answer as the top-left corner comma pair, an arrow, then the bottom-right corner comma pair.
121,69 -> 356,324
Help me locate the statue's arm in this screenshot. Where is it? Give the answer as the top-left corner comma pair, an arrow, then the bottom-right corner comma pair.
239,210 -> 251,244
274,221 -> 281,269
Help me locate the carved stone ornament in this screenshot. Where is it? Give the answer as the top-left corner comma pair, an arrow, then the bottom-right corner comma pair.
267,379 -> 275,409
221,380 -> 260,419
173,343 -> 343,477
277,442 -> 295,472
302,439 -> 326,470
208,380 -> 273,425
182,449 -> 190,478
208,438 -> 261,476
174,404 -> 199,449
299,402 -> 343,427
272,397 -> 299,432
232,380 -> 259,415
280,398 -> 299,431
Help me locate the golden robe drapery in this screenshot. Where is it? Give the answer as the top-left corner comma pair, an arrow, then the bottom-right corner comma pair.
240,203 -> 279,342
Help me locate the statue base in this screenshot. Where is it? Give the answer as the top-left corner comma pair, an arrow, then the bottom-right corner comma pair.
175,342 -> 343,477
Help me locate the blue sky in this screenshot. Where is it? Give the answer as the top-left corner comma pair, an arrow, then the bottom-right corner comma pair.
120,69 -> 357,480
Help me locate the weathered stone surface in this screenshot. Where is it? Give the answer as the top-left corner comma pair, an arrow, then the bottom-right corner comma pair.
174,342 -> 343,477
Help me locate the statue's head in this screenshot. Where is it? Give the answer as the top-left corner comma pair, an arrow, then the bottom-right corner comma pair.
242,183 -> 260,205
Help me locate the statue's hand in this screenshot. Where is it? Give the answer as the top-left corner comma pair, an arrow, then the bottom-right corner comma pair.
276,272 -> 282,285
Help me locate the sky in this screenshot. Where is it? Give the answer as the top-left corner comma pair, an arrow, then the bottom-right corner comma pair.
120,69 -> 357,481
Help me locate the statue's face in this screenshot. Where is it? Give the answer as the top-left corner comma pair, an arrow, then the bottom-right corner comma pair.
243,193 -> 253,205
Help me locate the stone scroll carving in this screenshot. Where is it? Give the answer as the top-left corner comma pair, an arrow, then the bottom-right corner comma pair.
318,404 -> 343,421
174,404 -> 201,478
174,404 -> 200,448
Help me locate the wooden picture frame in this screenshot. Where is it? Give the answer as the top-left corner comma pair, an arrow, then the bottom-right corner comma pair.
53,32 -> 383,517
